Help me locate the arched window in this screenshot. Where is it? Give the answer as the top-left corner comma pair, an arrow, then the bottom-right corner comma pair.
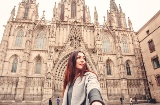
35,59 -> 41,74
106,63 -> 111,75
15,29 -> 24,47
126,62 -> 131,75
122,38 -> 128,53
71,1 -> 76,18
156,75 -> 160,86
24,5 -> 29,18
35,31 -> 46,49
11,57 -> 18,73
102,36 -> 111,53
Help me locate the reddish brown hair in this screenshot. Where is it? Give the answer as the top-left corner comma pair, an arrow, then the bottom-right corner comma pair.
62,51 -> 90,96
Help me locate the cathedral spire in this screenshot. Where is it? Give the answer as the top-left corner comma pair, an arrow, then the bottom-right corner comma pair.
9,6 -> 16,21
94,7 -> 99,25
119,4 -> 122,12
128,17 -> 133,30
53,2 -> 57,18
110,0 -> 119,12
87,7 -> 91,23
16,0 -> 38,21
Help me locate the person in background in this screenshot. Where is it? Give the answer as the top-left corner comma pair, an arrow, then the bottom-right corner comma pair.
120,97 -> 123,104
130,97 -> 133,105
62,51 -> 105,105
56,96 -> 60,105
134,96 -> 138,104
49,98 -> 52,105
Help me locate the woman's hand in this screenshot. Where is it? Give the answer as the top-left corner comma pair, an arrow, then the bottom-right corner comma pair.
92,101 -> 103,105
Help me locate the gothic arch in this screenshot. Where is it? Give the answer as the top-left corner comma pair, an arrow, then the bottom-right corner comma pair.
102,32 -> 115,53
105,59 -> 114,75
13,27 -> 25,36
9,54 -> 20,73
53,50 -> 97,83
102,35 -> 111,53
15,29 -> 24,47
32,55 -> 45,75
125,60 -> 133,75
121,37 -> 129,53
32,29 -> 48,49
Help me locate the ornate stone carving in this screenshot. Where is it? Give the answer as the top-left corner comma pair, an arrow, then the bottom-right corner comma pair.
69,25 -> 82,49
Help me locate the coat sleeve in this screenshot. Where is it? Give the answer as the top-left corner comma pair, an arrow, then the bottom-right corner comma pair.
85,72 -> 105,105
86,72 -> 101,95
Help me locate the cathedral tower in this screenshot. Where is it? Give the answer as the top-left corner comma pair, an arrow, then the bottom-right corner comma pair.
0,0 -> 148,104
52,0 -> 90,23
107,0 -> 127,29
16,0 -> 38,22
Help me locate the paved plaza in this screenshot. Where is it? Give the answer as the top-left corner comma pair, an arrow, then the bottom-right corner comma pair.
125,103 -> 160,105
109,103 -> 160,105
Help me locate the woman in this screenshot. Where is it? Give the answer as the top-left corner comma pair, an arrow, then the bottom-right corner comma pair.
62,51 -> 105,105
130,97 -> 133,105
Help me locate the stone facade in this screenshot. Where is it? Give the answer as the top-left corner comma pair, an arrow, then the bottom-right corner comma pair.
0,0 -> 148,104
137,10 -> 160,102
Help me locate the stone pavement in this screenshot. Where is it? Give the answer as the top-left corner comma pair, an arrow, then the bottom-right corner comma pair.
136,103 -> 160,105
111,103 -> 160,105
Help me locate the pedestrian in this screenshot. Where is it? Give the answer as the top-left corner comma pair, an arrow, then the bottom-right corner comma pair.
120,97 -> 123,104
49,98 -> 52,105
56,96 -> 60,105
130,97 -> 133,105
62,51 -> 105,105
134,96 -> 138,104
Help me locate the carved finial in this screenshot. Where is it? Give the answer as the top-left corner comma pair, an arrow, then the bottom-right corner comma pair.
11,6 -> 16,15
42,10 -> 45,19
103,16 -> 105,22
128,17 -> 133,30
119,4 -> 122,12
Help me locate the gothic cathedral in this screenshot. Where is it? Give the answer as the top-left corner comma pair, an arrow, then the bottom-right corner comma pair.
0,0 -> 148,104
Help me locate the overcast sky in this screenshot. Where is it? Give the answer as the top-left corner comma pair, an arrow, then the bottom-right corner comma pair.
0,0 -> 160,42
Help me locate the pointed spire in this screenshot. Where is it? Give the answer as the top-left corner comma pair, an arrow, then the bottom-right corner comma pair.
110,0 -> 118,12
87,7 -> 91,23
119,4 -> 122,12
107,10 -> 110,20
103,16 -> 105,23
9,6 -> 16,21
94,7 -> 99,25
11,6 -> 16,15
42,10 -> 45,19
128,17 -> 133,30
53,2 -> 57,17
36,3 -> 39,19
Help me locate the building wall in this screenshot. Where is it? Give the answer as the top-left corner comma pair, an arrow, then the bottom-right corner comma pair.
0,0 -> 147,104
137,11 -> 160,102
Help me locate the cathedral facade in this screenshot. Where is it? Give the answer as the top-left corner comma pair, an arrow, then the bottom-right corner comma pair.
0,0 -> 148,104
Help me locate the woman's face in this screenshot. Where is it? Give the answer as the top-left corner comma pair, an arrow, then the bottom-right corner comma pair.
76,52 -> 86,70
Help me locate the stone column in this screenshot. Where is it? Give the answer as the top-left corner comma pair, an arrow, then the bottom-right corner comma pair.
15,76 -> 26,102
42,72 -> 53,101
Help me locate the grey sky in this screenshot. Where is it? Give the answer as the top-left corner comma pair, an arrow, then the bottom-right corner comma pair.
0,0 -> 160,42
